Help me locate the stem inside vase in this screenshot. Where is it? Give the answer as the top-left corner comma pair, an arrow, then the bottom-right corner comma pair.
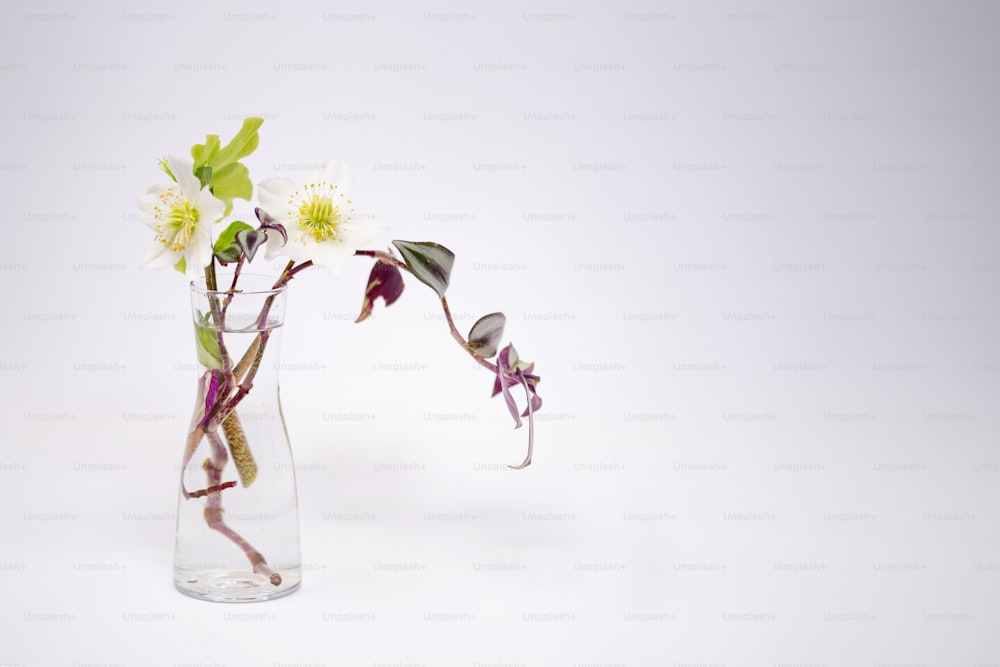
174,271 -> 301,603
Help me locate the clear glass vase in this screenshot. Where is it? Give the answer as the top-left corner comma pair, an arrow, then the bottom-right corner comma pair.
173,272 -> 302,602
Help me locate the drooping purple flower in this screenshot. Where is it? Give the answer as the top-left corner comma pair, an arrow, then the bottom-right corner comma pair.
492,344 -> 541,469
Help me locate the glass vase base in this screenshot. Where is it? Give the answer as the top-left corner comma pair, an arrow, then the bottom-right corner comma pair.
174,569 -> 302,603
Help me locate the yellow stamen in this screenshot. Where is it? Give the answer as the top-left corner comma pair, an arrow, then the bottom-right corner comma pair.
153,188 -> 200,252
292,182 -> 351,243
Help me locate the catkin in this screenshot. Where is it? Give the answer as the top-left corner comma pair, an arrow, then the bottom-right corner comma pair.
222,411 -> 257,487
232,336 -> 262,385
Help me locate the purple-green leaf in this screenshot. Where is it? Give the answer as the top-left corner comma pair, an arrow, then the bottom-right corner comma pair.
392,240 -> 455,297
468,312 -> 506,358
255,208 -> 288,246
262,222 -> 287,245
213,220 -> 253,265
235,228 -> 266,262
255,207 -> 277,226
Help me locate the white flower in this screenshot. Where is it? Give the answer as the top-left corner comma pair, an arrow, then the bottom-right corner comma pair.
257,160 -> 381,276
138,156 -> 225,279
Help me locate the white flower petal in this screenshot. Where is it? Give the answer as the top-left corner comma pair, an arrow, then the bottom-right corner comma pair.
313,160 -> 353,195
268,237 -> 312,265
323,249 -> 354,277
137,189 -> 167,230
185,249 -> 210,279
304,242 -> 336,267
339,216 -> 383,246
140,241 -> 179,270
257,178 -> 297,223
168,156 -> 201,196
263,232 -> 287,262
307,242 -> 353,275
195,188 -> 226,225
139,157 -> 226,274
254,159 -> 377,272
193,227 -> 213,264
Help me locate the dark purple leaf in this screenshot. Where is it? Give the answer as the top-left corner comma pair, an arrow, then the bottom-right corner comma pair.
356,260 -> 406,323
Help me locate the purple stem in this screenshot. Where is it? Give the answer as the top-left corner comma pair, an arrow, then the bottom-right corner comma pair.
223,329 -> 269,416
508,372 -> 535,470
221,255 -> 246,317
354,249 -> 498,374
202,429 -> 281,585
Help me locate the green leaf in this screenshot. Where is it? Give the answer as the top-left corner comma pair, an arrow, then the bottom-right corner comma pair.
212,117 -> 263,170
191,134 -> 220,172
392,240 -> 455,297
210,163 -> 253,217
194,312 -> 222,370
189,118 -> 263,214
214,247 -> 240,265
173,257 -> 186,274
214,221 -> 252,251
195,165 -> 213,189
213,221 -> 253,264
468,312 -> 506,358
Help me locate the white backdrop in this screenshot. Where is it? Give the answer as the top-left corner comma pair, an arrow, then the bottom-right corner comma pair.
1,1 -> 998,665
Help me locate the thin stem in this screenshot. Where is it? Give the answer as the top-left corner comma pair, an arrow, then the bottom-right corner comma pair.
255,294 -> 278,331
223,330 -> 269,416
203,264 -> 234,377
204,262 -> 218,292
440,295 -> 497,373
281,260 -> 313,284
202,256 -> 298,426
354,249 -> 405,270
183,479 -> 238,499
230,336 -> 261,385
508,373 -> 534,470
219,258 -> 311,391
225,260 -> 297,388
203,430 -> 280,585
221,255 -> 246,317
273,260 -> 295,288
354,249 -> 498,373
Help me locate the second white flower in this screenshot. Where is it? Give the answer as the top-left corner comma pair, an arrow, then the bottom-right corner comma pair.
257,160 -> 381,275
